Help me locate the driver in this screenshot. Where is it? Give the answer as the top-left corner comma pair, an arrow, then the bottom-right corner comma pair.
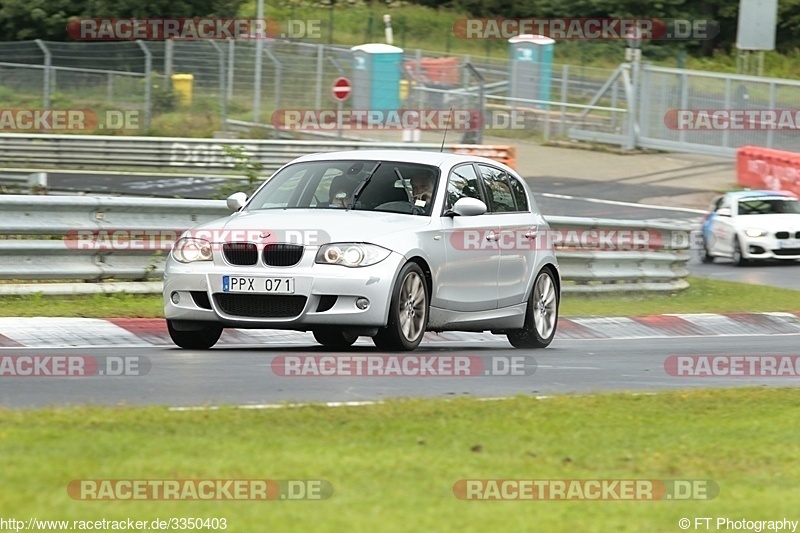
410,171 -> 435,205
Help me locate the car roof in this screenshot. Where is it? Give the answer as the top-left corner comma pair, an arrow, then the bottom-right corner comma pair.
290,150 -> 516,172
726,190 -> 797,201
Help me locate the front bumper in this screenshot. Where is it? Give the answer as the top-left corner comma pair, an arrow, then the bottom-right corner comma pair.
163,249 -> 404,329
741,235 -> 800,260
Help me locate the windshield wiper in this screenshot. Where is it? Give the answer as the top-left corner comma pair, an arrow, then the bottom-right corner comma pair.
394,168 -> 414,201
348,162 -> 382,210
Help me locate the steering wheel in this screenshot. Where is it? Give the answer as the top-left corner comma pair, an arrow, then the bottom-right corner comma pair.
375,201 -> 425,215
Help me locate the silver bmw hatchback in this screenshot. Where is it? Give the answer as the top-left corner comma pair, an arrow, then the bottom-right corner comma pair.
163,150 -> 560,351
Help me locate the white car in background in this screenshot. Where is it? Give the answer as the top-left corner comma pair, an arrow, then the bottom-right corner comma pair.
701,190 -> 800,265
163,150 -> 561,351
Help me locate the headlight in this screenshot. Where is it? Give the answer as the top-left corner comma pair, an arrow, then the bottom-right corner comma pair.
744,229 -> 767,238
172,237 -> 213,263
315,243 -> 391,267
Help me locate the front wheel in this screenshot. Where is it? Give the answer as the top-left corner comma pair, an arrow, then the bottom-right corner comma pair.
372,263 -> 429,351
732,237 -> 749,267
167,320 -> 223,349
507,269 -> 559,349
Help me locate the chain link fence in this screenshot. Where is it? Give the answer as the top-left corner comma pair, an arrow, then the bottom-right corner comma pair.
638,65 -> 800,154
0,39 -> 620,140
1,39 -> 798,156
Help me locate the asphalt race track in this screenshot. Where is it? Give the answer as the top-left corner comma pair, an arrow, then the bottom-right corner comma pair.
688,253 -> 800,290
2,334 -> 798,409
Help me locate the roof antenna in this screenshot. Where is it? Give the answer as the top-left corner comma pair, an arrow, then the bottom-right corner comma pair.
440,107 -> 454,152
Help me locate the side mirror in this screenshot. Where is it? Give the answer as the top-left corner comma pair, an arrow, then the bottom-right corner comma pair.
446,197 -> 487,217
226,192 -> 248,212
716,207 -> 732,217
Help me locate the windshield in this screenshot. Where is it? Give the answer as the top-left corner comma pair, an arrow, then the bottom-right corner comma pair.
245,160 -> 440,216
737,198 -> 800,215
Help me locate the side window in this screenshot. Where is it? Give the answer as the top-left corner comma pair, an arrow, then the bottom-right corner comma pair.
478,164 -> 516,212
445,164 -> 485,210
507,175 -> 530,212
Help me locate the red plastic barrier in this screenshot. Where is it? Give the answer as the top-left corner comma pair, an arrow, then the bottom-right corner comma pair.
451,145 -> 516,170
403,57 -> 460,85
737,146 -> 800,197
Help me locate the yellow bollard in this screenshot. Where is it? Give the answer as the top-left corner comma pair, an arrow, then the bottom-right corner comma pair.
400,79 -> 409,101
170,74 -> 194,106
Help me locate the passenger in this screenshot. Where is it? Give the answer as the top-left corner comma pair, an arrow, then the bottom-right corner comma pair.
328,174 -> 359,208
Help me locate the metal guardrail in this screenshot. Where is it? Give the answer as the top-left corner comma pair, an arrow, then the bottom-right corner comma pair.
0,171 -> 48,189
0,133 -> 515,175
546,216 -> 691,293
0,196 -> 691,294
0,196 -> 227,285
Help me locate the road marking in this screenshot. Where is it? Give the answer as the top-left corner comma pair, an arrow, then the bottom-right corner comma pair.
539,192 -> 707,214
167,396 -> 552,412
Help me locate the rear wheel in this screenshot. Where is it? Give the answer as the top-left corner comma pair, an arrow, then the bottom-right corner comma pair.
372,263 -> 428,351
313,329 -> 358,348
507,269 -> 559,349
167,320 -> 222,349
701,236 -> 715,263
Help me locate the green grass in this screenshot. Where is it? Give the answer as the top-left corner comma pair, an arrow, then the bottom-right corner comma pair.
560,276 -> 800,317
1,388 -> 798,531
0,276 -> 798,319
0,292 -> 163,318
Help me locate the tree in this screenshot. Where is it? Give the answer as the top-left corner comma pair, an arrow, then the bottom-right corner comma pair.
0,0 -> 245,41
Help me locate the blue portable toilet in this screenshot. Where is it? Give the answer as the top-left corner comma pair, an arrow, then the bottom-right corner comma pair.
350,43 -> 403,113
508,34 -> 554,110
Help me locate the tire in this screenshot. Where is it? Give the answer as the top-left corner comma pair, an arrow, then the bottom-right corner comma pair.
507,268 -> 559,349
167,320 -> 223,349
701,236 -> 715,263
313,329 -> 358,348
372,262 -> 429,351
732,237 -> 749,267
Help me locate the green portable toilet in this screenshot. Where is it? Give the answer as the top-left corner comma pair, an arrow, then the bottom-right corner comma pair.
351,43 -> 404,113
508,34 -> 554,110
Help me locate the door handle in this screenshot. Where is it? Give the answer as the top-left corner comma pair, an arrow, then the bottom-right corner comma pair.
485,231 -> 497,241
525,226 -> 539,241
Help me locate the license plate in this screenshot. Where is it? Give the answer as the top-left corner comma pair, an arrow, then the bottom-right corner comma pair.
222,276 -> 295,294
778,239 -> 800,249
